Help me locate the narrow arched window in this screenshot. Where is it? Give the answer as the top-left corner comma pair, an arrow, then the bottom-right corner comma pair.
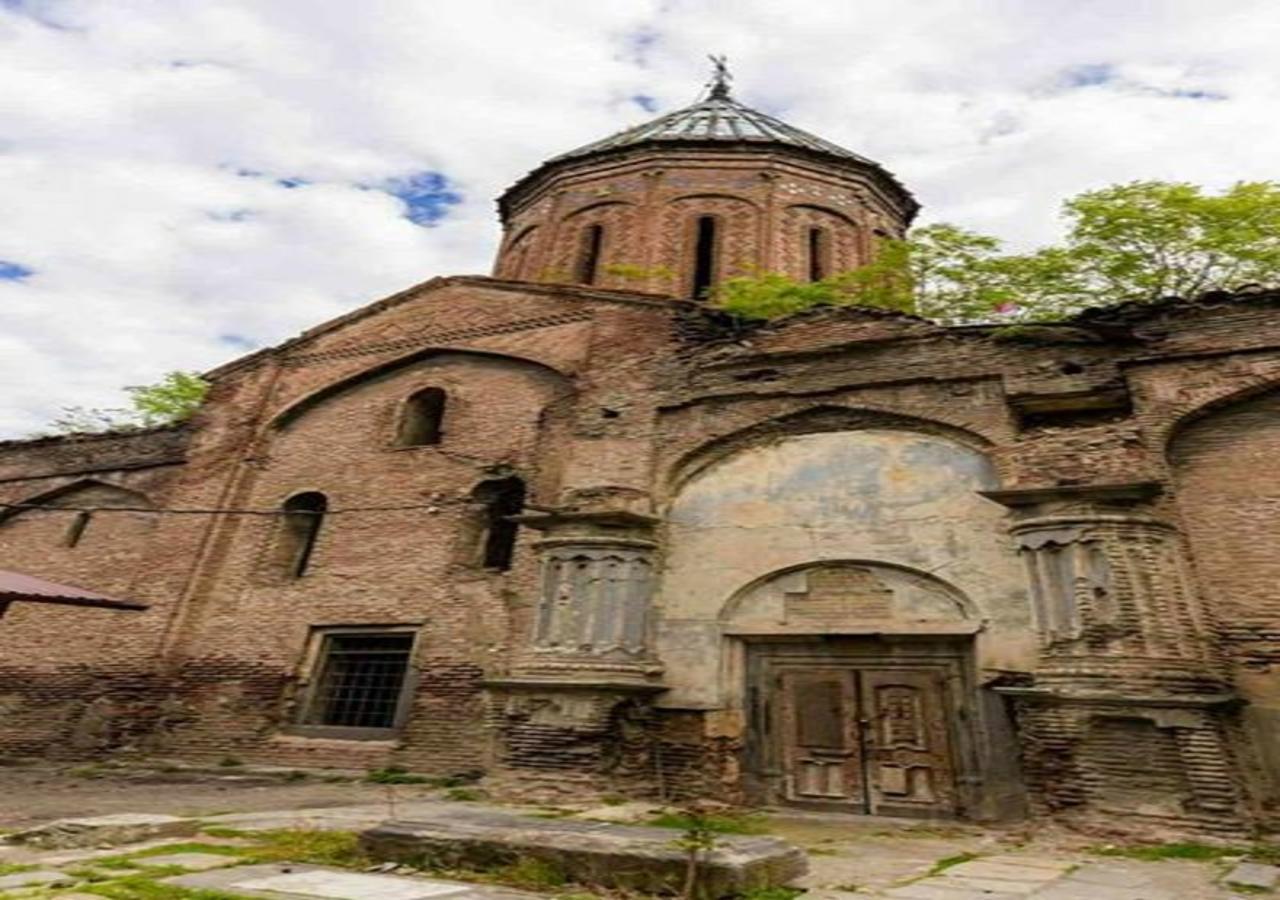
691,215 -> 718,299
472,477 -> 526,571
65,511 -> 91,548
576,224 -> 605,285
808,226 -> 831,282
282,492 -> 327,578
397,388 -> 446,447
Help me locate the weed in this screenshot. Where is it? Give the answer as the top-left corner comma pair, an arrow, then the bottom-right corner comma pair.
1225,883 -> 1271,895
68,765 -> 105,779
128,843 -> 246,860
0,864 -> 36,876
496,858 -> 567,890
807,848 -> 839,856
216,757 -> 242,768
599,795 -> 627,806
197,827 -> 250,839
647,812 -> 770,835
740,889 -> 803,900
445,787 -> 484,802
928,852 -> 979,875
365,767 -> 430,785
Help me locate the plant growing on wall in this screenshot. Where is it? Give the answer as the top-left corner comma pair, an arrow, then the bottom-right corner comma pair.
44,370 -> 209,435
714,180 -> 1280,324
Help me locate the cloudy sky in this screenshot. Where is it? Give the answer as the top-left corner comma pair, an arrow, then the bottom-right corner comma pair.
1,0 -> 1277,437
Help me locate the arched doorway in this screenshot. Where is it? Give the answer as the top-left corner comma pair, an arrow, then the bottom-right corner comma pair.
726,561 -> 980,818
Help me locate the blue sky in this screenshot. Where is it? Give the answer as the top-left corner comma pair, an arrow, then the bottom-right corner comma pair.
1,0 -> 1278,436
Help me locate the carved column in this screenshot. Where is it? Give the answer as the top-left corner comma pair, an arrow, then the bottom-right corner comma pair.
483,509 -> 666,799
983,483 -> 1246,831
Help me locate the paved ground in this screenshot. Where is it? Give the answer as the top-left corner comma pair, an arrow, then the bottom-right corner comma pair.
0,765 -> 1268,898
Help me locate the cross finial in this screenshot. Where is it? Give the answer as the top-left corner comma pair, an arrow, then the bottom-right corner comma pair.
707,54 -> 732,100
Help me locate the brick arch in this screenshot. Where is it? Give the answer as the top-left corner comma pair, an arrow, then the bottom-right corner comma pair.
655,194 -> 761,296
1160,373 -> 1280,453
496,224 -> 539,279
546,201 -> 640,287
779,203 -> 865,280
267,347 -> 574,430
662,403 -> 996,499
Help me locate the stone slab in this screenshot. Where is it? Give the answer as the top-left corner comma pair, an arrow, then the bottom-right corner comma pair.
141,851 -> 241,871
360,808 -> 807,898
883,881 -> 1023,900
1226,862 -> 1280,889
0,869 -> 75,890
1033,881 -> 1174,900
936,874 -> 1042,895
1064,863 -> 1154,889
231,871 -> 472,900
941,860 -> 1064,883
6,813 -> 197,849
169,864 -> 537,900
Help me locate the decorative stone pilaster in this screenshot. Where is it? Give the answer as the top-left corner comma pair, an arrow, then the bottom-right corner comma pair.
983,482 -> 1247,833
483,508 -> 667,799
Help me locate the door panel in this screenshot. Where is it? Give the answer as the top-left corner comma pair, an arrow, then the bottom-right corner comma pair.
778,669 -> 866,809
859,668 -> 957,816
762,655 -> 961,818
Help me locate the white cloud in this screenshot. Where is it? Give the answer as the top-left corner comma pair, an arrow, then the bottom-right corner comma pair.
1,0 -> 1278,436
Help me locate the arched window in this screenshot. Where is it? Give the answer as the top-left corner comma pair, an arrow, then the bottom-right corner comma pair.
691,215 -> 718,299
472,477 -> 526,571
808,226 -> 831,282
396,388 -> 446,447
282,492 -> 327,578
576,224 -> 605,285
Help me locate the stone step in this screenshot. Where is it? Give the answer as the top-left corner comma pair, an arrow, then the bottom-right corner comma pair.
359,808 -> 807,898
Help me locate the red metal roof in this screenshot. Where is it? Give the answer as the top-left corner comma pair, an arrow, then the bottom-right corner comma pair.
0,569 -> 147,611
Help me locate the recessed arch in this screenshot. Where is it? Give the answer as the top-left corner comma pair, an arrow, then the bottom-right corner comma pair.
269,348 -> 573,430
668,192 -> 763,211
561,200 -> 634,221
0,479 -> 152,526
784,203 -> 861,229
720,558 -> 977,625
664,404 -> 996,498
1163,376 -> 1280,453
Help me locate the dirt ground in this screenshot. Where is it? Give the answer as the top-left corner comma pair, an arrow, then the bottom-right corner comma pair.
0,764 -> 432,829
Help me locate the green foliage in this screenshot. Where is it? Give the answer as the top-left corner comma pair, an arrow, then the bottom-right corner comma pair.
647,811 -> 770,835
82,874 -> 246,900
237,829 -> 367,868
46,370 -> 209,435
445,787 -> 484,802
712,181 -> 1280,325
0,864 -> 36,876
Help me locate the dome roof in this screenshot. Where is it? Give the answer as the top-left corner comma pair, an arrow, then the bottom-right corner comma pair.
548,88 -> 878,167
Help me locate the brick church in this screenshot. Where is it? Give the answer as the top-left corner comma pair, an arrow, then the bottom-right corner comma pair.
3,69 -> 1280,837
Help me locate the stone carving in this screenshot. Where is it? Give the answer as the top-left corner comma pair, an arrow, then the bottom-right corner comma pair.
533,544 -> 653,657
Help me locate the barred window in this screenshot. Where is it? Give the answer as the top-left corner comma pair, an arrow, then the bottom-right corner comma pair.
301,632 -> 414,731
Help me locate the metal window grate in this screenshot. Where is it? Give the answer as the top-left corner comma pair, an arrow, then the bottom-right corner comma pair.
309,633 -> 412,729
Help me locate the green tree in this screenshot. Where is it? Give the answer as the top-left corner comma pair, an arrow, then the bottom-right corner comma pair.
47,370 -> 209,435
713,180 -> 1280,323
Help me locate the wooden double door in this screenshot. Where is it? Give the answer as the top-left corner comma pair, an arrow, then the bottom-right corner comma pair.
748,643 -> 965,818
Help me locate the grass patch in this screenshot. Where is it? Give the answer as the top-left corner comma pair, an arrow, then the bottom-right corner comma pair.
740,889 -> 804,900
365,767 -> 431,785
494,858 -> 568,890
445,787 -> 484,802
0,864 -> 36,876
1093,842 -> 1244,862
81,874 -> 247,900
928,852 -> 979,875
237,829 -> 368,868
128,843 -> 247,860
646,811 -> 770,835
1225,882 -> 1272,895
197,827 -> 251,839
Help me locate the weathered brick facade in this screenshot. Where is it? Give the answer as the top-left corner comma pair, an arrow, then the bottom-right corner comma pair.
2,85 -> 1278,836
